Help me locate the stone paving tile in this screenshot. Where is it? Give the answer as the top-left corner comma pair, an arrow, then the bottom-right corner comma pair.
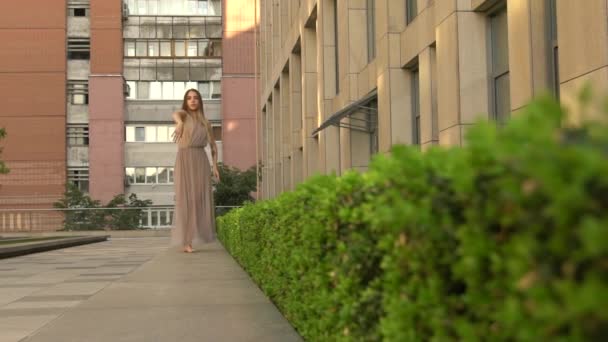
0,314 -> 59,342
0,237 -> 301,341
0,238 -> 168,342
18,295 -> 91,302
3,300 -> 82,310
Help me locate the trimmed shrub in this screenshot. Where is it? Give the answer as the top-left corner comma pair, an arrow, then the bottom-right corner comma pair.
217,96 -> 608,341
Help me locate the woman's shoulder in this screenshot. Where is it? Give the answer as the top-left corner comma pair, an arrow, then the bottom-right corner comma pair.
172,110 -> 188,121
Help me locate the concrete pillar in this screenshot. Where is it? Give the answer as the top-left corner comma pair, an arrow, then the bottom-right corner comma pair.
89,0 -> 124,203
558,0 -> 608,124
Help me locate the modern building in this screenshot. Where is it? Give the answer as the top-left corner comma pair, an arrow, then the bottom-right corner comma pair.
257,0 -> 605,199
0,0 -> 258,232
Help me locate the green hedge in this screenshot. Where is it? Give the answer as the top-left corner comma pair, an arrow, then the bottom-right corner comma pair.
217,96 -> 608,341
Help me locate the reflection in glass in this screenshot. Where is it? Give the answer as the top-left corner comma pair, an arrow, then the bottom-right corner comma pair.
135,127 -> 145,142
126,168 -> 135,184
135,168 -> 146,183
157,167 -> 168,183
146,167 -> 158,184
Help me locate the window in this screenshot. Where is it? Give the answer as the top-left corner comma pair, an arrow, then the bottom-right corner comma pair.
68,80 -> 89,105
411,67 -> 421,145
151,211 -> 159,226
135,168 -> 146,183
126,81 -> 137,99
188,41 -> 198,56
135,127 -> 145,141
67,124 -> 89,146
490,4 -> 510,124
125,81 -> 217,100
175,41 -> 186,57
68,168 -> 89,193
124,39 -> 222,58
547,0 -> 559,98
367,0 -> 376,62
68,1 -> 90,17
125,42 -> 136,57
140,208 -> 174,228
136,41 -> 147,57
67,38 -> 90,59
157,167 -> 169,183
128,0 -> 220,16
145,126 -> 157,142
126,167 -> 174,184
406,0 -> 417,24
198,81 -> 211,99
212,125 -> 222,141
210,81 -> 221,99
196,81 -> 221,99
148,41 -> 159,56
160,41 -> 172,56
69,8 -> 88,16
146,167 -> 158,183
201,40 -> 222,57
126,125 -> 176,142
333,0 -> 340,93
369,99 -> 379,154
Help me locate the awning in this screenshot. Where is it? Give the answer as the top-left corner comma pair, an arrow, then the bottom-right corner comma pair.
311,89 -> 378,137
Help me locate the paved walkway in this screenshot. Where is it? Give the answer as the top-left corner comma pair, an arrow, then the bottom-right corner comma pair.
0,238 -> 302,342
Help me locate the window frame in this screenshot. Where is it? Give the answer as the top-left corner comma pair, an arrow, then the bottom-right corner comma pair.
487,2 -> 510,125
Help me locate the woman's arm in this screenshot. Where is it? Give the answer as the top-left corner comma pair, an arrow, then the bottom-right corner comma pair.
207,125 -> 220,181
171,110 -> 186,142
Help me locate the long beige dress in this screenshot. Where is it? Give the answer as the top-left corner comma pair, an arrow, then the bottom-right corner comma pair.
171,115 -> 216,247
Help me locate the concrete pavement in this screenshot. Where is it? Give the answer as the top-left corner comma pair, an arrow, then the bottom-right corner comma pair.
0,237 -> 302,342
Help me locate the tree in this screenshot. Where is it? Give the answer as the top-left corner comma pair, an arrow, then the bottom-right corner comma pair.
106,193 -> 152,230
0,128 -> 9,174
53,184 -> 153,230
214,163 -> 257,216
53,183 -> 105,230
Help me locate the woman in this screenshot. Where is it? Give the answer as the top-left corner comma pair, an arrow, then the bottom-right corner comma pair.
170,88 -> 220,253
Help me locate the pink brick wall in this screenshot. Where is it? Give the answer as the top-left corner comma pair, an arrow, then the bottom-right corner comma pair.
222,0 -> 258,171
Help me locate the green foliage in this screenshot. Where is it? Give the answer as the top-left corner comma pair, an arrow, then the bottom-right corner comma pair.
0,127 -> 9,174
217,95 -> 608,341
53,183 -> 106,230
106,193 -> 152,230
213,162 -> 257,216
53,184 -> 153,230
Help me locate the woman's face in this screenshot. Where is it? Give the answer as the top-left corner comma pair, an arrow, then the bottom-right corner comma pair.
186,91 -> 201,112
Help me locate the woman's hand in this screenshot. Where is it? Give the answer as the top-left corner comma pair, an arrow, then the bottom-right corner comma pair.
213,164 -> 220,182
172,123 -> 183,142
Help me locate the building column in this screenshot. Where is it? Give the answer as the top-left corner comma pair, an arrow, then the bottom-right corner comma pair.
280,70 -> 292,191
272,86 -> 282,196
301,23 -> 319,179
419,46 -> 439,148
376,0 -> 408,151
436,1 -> 490,146
289,52 -> 304,187
558,0 -> 608,124
222,0 -> 258,171
89,0 -> 124,203
316,1 -> 340,175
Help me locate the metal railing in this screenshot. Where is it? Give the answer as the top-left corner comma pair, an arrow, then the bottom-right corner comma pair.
0,205 -> 240,233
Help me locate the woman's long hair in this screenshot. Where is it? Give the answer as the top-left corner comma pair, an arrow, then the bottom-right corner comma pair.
179,88 -> 215,150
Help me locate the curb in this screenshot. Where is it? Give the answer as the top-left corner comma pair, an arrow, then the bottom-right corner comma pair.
0,235 -> 110,259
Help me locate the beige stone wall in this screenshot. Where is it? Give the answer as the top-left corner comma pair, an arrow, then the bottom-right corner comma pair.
257,0 -> 606,199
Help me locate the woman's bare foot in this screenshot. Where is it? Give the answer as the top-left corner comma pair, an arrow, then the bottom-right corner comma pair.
184,245 -> 193,253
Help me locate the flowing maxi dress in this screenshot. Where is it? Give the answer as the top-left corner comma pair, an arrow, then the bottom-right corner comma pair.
171,116 -> 216,247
